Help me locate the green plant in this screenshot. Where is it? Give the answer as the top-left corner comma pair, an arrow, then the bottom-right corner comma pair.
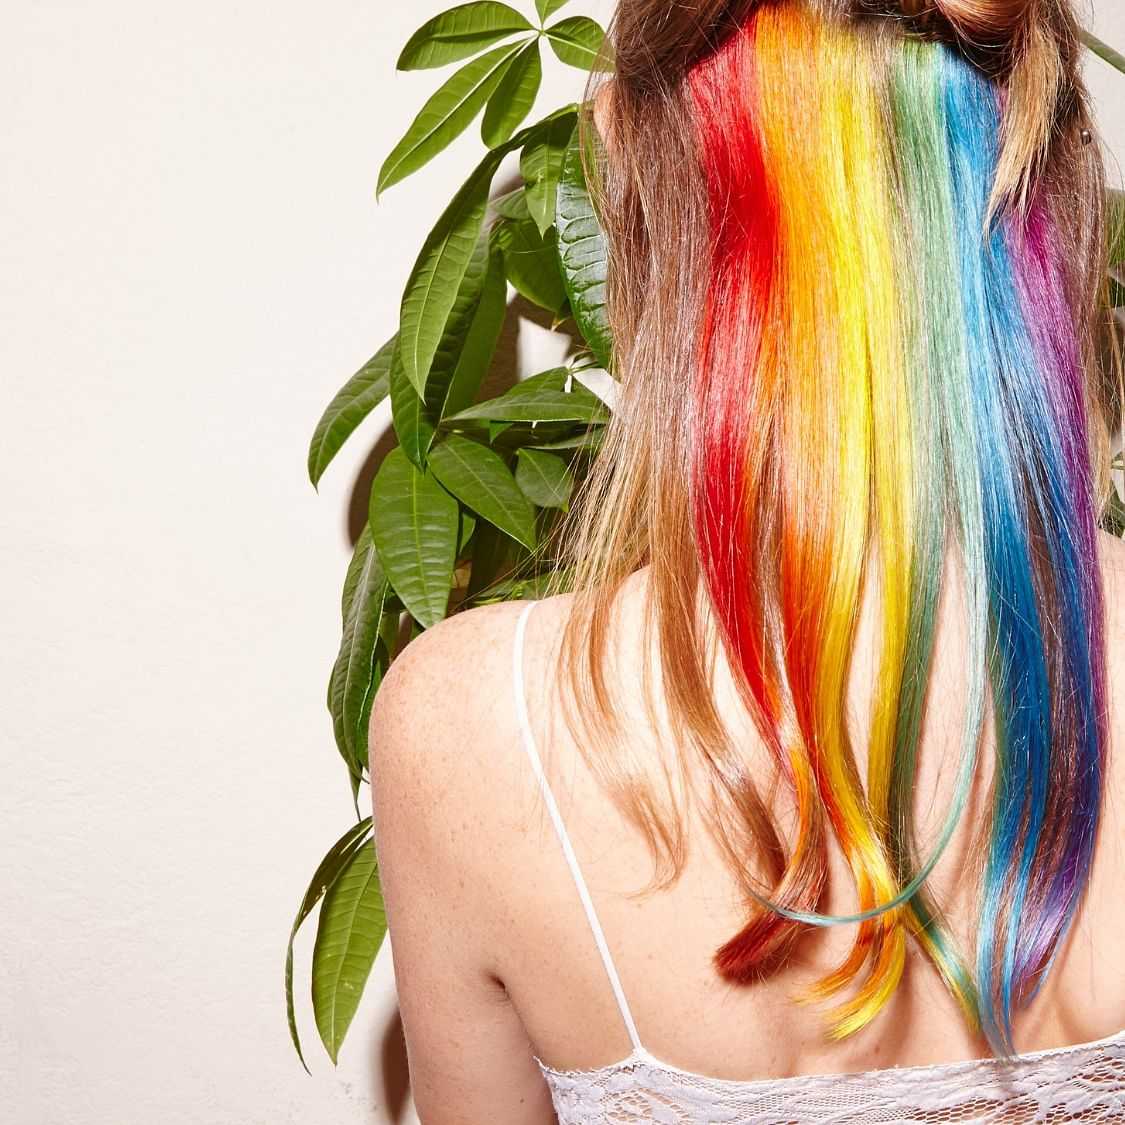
286,5 -> 1125,1070
288,0 -> 611,1071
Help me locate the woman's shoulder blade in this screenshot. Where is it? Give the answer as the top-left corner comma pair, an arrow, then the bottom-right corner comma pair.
366,595 -> 574,853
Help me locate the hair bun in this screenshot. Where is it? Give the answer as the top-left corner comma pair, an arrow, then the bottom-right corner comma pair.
904,0 -> 1032,40
899,0 -> 1085,208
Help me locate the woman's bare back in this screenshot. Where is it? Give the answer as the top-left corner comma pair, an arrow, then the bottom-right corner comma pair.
445,530 -> 1125,1084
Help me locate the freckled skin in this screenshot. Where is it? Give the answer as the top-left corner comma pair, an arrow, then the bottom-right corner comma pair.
369,538 -> 1124,1115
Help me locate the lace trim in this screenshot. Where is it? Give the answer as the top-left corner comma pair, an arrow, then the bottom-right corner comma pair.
535,1027 -> 1125,1088
536,1029 -> 1125,1124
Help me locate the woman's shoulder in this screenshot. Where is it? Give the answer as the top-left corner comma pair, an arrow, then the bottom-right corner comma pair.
369,594 -> 573,739
366,594 -> 576,858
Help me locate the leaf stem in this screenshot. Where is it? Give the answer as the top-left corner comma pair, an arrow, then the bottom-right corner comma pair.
1082,30 -> 1125,76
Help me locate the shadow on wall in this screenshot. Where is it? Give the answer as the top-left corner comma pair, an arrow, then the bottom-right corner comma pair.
378,1007 -> 411,1123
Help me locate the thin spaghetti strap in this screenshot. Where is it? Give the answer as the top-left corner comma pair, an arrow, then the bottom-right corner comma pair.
512,600 -> 644,1054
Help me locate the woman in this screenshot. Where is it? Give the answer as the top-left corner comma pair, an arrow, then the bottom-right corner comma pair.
370,0 -> 1125,1120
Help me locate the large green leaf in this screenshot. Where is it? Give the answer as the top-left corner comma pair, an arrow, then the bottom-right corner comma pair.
329,526 -> 389,775
308,338 -> 395,488
516,447 -> 574,509
536,0 -> 570,22
545,16 -> 609,71
327,659 -> 349,767
521,113 -> 574,236
286,818 -> 373,1071
556,125 -> 613,370
379,41 -> 526,195
482,41 -> 543,148
492,214 -> 568,313
340,524 -> 373,624
398,2 -> 533,70
397,162 -> 496,398
390,340 -> 437,467
429,434 -> 537,549
449,367 -> 610,423
429,232 -> 493,405
396,110 -> 577,399
492,186 -> 530,221
370,449 -> 460,627
332,521 -> 380,772
312,839 -> 386,1064
327,658 -> 362,784
393,235 -> 495,465
442,247 -> 508,419
1082,31 -> 1125,76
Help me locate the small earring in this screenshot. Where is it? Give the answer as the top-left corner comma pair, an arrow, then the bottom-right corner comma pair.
1081,128 -> 1093,145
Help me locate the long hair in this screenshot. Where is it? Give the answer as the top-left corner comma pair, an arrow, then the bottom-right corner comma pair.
552,0 -> 1119,1054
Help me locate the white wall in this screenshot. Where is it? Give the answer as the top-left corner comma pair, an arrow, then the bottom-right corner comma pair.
1088,5 -> 1125,185
2,4 -> 1121,1124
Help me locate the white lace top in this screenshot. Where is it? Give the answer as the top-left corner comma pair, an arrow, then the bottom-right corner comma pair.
512,602 -> 1125,1123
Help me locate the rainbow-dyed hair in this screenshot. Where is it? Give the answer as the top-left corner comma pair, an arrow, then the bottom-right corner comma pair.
559,0 -> 1115,1055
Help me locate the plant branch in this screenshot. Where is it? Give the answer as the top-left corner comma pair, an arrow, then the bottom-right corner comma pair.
1082,31 -> 1125,76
